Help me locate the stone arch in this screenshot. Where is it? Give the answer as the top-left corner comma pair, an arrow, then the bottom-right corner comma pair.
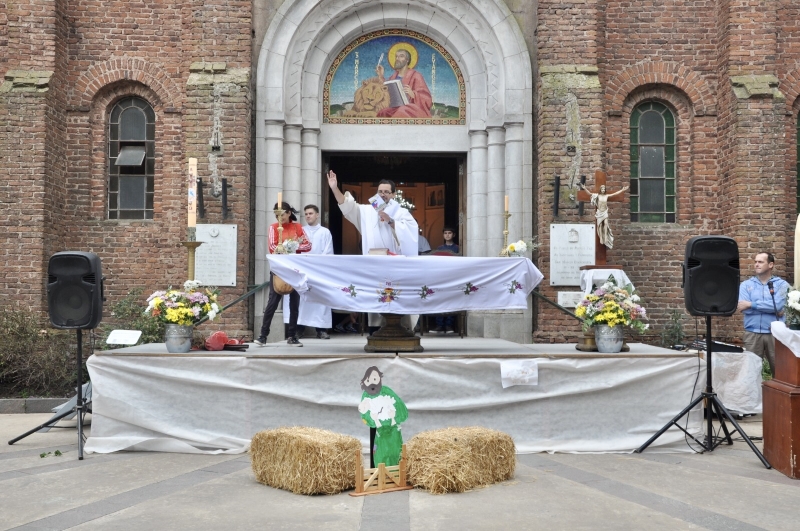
606,61 -> 713,116
258,0 -> 531,127
72,56 -> 182,110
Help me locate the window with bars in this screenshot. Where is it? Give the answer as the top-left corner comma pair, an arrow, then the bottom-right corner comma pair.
108,97 -> 155,220
630,101 -> 675,223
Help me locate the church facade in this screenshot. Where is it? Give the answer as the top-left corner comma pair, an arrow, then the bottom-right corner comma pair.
2,1 -> 798,343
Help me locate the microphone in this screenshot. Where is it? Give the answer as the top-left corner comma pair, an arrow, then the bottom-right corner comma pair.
768,280 -> 774,293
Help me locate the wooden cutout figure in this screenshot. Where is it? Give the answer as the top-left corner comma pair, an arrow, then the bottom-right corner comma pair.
577,170 -> 629,265
358,366 -> 408,466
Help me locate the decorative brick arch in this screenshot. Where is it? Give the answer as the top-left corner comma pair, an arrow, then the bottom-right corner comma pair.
72,57 -> 182,109
606,61 -> 713,116
783,69 -> 800,115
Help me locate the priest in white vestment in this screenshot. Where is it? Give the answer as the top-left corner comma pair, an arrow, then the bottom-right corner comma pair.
327,170 -> 419,329
283,204 -> 334,338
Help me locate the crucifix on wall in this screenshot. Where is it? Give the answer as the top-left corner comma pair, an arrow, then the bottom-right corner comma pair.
576,170 -> 629,267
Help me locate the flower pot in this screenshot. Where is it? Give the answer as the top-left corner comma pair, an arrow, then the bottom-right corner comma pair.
594,324 -> 624,353
165,324 -> 194,353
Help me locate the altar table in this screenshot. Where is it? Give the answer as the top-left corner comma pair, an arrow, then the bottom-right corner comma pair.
267,254 -> 544,314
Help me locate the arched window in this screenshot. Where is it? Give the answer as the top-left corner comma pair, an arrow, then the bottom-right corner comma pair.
108,97 -> 155,219
630,101 -> 675,222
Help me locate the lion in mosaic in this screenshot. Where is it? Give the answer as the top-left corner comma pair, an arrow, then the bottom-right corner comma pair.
342,77 -> 390,117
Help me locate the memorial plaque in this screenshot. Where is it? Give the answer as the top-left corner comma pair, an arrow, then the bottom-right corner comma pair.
550,224 -> 595,286
557,291 -> 584,308
195,224 -> 238,287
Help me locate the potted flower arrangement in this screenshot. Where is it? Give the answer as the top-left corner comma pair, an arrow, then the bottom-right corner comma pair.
574,277 -> 648,353
785,287 -> 800,330
502,237 -> 540,257
145,280 -> 221,352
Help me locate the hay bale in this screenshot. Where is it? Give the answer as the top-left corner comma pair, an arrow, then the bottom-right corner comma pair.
250,427 -> 361,495
406,427 -> 515,494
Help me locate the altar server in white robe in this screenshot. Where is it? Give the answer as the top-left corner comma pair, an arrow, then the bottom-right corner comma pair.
327,170 -> 419,330
282,204 -> 334,338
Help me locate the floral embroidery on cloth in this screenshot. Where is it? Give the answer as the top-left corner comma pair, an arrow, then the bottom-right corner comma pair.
463,282 -> 479,295
341,284 -> 358,297
418,285 -> 435,299
507,280 -> 523,294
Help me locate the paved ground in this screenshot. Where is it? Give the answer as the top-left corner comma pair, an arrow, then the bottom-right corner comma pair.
1,413 -> 797,530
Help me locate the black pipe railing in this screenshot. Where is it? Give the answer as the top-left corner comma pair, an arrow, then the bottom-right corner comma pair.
195,279 -> 270,326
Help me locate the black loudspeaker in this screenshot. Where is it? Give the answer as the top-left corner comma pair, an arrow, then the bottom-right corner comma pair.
47,252 -> 104,329
683,236 -> 739,316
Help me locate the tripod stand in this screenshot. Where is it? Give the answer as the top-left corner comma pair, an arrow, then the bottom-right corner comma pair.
636,316 -> 771,468
8,329 -> 89,460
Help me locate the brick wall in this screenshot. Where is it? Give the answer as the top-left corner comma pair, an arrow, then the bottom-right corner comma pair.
0,1 -> 253,337
535,1 -> 800,344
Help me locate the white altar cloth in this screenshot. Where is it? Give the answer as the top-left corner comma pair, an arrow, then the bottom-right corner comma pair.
84,341 -> 703,455
770,321 -> 800,358
267,255 -> 543,314
580,268 -> 634,295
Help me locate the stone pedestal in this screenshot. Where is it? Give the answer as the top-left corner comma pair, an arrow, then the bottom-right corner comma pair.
762,339 -> 800,478
364,314 -> 423,353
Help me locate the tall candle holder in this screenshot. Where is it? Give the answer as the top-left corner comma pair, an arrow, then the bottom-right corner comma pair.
499,210 -> 512,256
273,205 -> 286,254
181,227 -> 203,280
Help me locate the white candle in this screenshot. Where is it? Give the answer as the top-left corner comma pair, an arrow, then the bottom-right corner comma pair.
504,195 -> 509,212
187,158 -> 198,228
277,192 -> 282,209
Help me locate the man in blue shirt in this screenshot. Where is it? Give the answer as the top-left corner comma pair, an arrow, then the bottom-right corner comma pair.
738,252 -> 790,377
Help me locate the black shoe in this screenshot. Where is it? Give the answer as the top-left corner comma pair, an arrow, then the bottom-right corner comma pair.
287,337 -> 303,347
254,337 -> 267,347
433,326 -> 444,333
317,331 -> 330,339
445,327 -> 455,334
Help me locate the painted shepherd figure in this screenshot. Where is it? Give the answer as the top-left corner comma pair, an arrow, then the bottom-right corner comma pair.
375,43 -> 432,118
358,366 -> 408,467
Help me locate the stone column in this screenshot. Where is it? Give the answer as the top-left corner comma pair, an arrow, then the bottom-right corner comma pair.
487,126 -> 506,256
467,130 -> 488,257
504,122 -> 525,242
283,124 -> 302,210
301,128 -> 320,211
256,119 -> 285,333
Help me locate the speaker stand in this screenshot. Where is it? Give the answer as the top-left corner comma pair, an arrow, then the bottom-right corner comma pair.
8,330 -> 88,460
635,316 -> 770,468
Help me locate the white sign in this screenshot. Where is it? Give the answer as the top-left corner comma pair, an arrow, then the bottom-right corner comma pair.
195,224 -> 238,287
500,360 -> 539,388
106,330 -> 142,345
557,291 -> 584,308
550,224 -> 595,286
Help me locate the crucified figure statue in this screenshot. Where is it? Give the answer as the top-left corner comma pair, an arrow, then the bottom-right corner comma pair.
577,182 -> 629,250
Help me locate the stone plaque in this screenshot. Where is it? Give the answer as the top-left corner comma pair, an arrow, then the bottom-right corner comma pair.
550,224 -> 595,286
557,292 -> 584,308
195,224 -> 238,287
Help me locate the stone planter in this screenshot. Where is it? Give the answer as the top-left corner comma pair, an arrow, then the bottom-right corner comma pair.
165,324 -> 193,353
594,324 -> 624,353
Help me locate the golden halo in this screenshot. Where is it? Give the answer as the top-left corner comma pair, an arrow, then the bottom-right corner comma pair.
388,42 -> 419,70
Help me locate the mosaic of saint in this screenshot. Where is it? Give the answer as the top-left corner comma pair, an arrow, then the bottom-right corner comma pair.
324,30 -> 466,125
